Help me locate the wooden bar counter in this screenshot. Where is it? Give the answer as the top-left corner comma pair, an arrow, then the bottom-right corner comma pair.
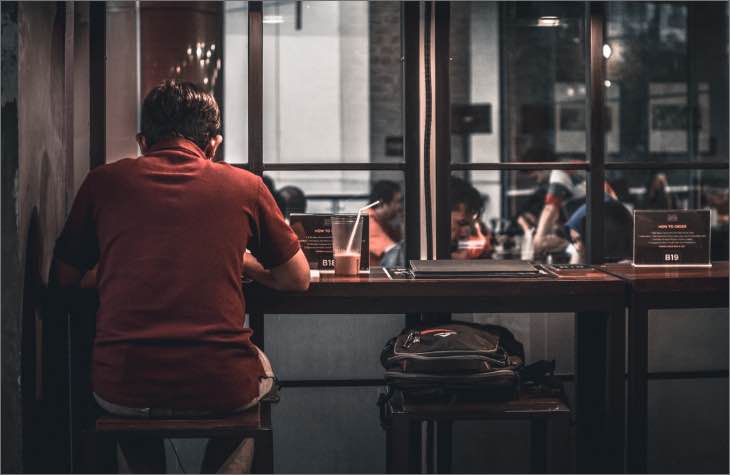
246,266 -> 627,473
600,262 -> 729,474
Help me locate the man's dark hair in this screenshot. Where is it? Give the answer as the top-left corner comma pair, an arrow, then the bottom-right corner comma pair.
449,176 -> 485,216
140,80 -> 221,150
369,180 -> 401,206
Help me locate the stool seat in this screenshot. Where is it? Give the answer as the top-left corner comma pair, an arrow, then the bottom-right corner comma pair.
95,404 -> 267,438
397,393 -> 570,420
82,404 -> 274,473
384,390 -> 572,474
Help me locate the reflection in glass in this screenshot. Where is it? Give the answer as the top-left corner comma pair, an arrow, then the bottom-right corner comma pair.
450,2 -> 587,163
139,2 -> 222,99
605,2 -> 728,162
262,1 -> 402,164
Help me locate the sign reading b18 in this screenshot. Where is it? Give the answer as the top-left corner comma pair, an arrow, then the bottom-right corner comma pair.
633,210 -> 711,267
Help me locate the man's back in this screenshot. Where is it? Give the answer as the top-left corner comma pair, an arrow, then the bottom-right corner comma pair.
55,138 -> 300,411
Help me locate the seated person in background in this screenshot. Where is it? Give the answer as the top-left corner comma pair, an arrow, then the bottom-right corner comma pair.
276,185 -> 307,221
515,147 -> 556,234
565,200 -> 633,264
263,174 -> 289,215
368,180 -> 403,266
450,176 -> 493,260
53,80 -> 309,473
533,168 -> 617,259
641,173 -> 677,210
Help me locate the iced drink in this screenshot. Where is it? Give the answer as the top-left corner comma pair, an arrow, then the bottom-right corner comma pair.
334,252 -> 361,276
331,214 -> 364,276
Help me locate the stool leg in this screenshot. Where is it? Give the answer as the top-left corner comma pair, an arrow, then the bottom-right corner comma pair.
387,414 -> 420,473
252,429 -> 274,474
547,415 -> 572,474
530,417 -> 548,473
117,436 -> 165,473
435,421 -> 453,474
78,431 -> 116,474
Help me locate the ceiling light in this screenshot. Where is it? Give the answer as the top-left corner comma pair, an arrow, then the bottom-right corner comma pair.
537,16 -> 560,27
263,15 -> 284,24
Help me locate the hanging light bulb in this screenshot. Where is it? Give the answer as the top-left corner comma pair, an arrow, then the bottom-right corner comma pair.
602,44 -> 612,59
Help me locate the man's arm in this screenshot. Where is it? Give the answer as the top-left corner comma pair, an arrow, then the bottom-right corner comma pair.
54,260 -> 98,289
55,259 -> 83,288
533,203 -> 560,255
243,249 -> 310,292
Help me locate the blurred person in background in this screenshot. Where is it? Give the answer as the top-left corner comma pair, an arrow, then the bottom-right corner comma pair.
641,173 -> 678,210
450,176 -> 493,260
565,200 -> 633,264
276,185 -> 307,221
368,180 -> 403,266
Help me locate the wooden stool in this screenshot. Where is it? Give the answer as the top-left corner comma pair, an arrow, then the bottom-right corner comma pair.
383,392 -> 572,474
79,403 -> 273,473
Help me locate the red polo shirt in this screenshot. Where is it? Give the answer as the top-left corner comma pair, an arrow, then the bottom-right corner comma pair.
54,138 -> 300,411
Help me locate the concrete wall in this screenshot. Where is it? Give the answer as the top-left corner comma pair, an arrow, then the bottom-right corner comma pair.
2,3 -> 90,471
1,3 -> 22,471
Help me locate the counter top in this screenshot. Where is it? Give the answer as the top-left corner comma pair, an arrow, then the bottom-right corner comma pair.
600,261 -> 729,294
244,266 -> 625,314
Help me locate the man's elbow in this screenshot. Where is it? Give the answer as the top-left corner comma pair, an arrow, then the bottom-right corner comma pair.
293,271 -> 310,291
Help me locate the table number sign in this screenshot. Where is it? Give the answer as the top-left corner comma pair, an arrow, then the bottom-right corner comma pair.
289,213 -> 369,271
633,210 -> 711,267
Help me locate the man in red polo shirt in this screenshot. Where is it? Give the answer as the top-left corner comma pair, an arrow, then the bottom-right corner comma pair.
54,80 -> 309,472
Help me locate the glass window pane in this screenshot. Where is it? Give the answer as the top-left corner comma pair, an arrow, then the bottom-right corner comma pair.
263,171 -> 405,267
606,168 -> 728,260
223,2 -> 248,164
605,2 -> 728,163
108,3 -> 246,163
451,2 -> 587,163
263,1 -> 402,163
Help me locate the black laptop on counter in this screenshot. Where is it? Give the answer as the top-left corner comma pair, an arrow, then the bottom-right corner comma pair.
408,259 -> 542,278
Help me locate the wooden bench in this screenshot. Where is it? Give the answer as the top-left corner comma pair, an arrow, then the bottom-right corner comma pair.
79,403 -> 273,473
383,391 -> 572,474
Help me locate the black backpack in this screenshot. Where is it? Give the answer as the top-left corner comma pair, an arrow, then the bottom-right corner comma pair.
379,322 -> 525,404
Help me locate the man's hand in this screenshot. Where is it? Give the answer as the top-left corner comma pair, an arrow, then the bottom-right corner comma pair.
243,250 -> 310,292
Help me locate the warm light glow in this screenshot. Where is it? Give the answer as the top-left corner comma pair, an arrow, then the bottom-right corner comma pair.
604,80 -> 612,88
537,16 -> 560,27
175,66 -> 181,74
199,59 -> 205,67
263,15 -> 284,24
603,44 -> 612,59
567,87 -> 575,97
186,47 -> 192,55
206,50 -> 211,58
196,47 -> 202,58
203,77 -> 209,85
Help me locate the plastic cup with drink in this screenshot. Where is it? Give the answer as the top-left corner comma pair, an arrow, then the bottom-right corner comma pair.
330,201 -> 380,276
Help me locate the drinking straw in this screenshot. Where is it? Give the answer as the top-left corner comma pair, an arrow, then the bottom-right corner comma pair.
345,201 -> 380,254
